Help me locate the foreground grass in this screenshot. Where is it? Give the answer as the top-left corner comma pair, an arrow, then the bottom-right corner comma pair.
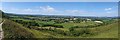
2,19 -> 34,38
88,22 -> 118,38
55,21 -> 98,28
2,19 -> 72,38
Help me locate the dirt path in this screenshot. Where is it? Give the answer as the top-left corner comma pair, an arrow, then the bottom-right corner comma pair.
0,20 -> 5,40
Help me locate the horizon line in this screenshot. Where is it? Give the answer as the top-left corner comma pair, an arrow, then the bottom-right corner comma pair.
1,0 -> 120,2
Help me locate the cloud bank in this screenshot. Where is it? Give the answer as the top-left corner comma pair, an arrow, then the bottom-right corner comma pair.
2,5 -> 118,17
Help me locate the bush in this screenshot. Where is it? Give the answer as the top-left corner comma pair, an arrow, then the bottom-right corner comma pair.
69,26 -> 96,37
12,20 -> 39,29
51,29 -> 66,35
42,24 -> 63,28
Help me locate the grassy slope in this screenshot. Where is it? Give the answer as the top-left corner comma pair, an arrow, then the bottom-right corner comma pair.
2,19 -> 34,38
74,21 -> 118,38
89,22 -> 118,38
56,21 -> 98,28
2,19 -> 70,38
2,19 -> 53,38
2,19 -> 118,38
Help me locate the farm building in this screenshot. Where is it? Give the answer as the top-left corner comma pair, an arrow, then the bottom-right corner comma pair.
94,21 -> 103,23
86,19 -> 91,21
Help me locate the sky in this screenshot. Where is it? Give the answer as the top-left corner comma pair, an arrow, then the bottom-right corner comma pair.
1,0 -> 120,2
1,2 -> 118,17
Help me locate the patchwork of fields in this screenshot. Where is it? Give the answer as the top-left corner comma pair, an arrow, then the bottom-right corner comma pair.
2,14 -> 119,38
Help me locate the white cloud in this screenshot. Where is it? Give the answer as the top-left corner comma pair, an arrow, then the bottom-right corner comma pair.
66,10 -> 80,13
0,5 -> 2,10
3,6 -> 90,16
40,6 -> 56,13
3,8 -> 41,14
65,10 -> 87,14
105,8 -> 112,11
3,6 -> 57,15
23,8 -> 32,12
3,5 -> 117,17
10,8 -> 19,11
106,11 -> 111,13
0,7 -> 2,10
62,10 -> 92,16
0,4 -> 2,10
106,10 -> 117,14
106,11 -> 118,17
104,7 -> 117,14
116,6 -> 118,8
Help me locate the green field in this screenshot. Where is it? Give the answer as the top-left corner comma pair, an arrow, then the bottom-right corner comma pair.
2,18 -> 118,38
1,11 -> 119,39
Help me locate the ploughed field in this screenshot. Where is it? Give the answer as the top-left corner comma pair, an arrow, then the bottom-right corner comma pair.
2,15 -> 119,38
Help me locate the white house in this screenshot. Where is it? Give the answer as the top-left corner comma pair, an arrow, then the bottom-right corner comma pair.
94,21 -> 103,23
86,19 -> 91,21
73,18 -> 78,20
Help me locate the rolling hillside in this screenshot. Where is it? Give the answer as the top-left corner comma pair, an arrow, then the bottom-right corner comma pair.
90,21 -> 118,38
0,10 -> 119,40
2,19 -> 34,38
2,19 -> 69,37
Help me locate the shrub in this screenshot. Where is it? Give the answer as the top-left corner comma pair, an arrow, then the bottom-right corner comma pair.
42,24 -> 63,28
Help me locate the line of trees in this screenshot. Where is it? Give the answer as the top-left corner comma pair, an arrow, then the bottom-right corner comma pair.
12,20 -> 39,29
42,24 -> 63,28
12,20 -> 64,29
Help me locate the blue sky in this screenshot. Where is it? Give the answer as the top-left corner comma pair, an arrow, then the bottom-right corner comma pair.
1,2 -> 118,17
1,0 -> 120,2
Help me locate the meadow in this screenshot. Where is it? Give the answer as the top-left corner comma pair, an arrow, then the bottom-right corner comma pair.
1,12 -> 118,39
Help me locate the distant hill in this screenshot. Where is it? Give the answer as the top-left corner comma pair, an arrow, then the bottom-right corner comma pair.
1,12 -> 118,20
0,10 -> 3,18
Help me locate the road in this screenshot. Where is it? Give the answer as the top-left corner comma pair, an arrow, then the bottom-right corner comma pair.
0,20 -> 5,40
